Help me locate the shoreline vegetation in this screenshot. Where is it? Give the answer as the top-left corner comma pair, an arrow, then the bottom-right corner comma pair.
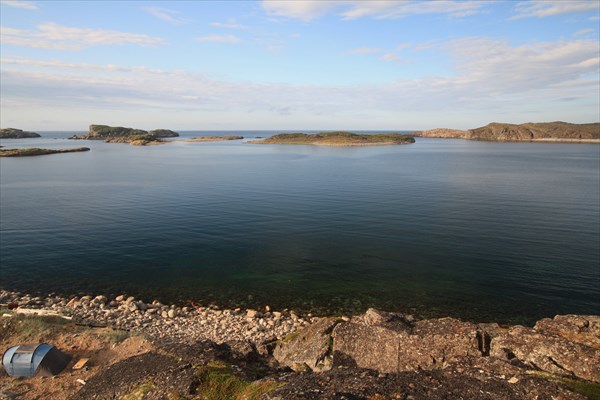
1,289 -> 598,399
248,131 -> 416,146
0,147 -> 90,157
416,122 -> 600,142
179,135 -> 244,142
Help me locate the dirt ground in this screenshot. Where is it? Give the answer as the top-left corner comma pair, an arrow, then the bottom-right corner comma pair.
0,313 -> 153,400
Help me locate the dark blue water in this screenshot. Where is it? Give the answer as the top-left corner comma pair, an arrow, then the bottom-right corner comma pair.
1,132 -> 599,323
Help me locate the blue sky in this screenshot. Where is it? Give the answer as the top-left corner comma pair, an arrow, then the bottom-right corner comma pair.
1,0 -> 599,130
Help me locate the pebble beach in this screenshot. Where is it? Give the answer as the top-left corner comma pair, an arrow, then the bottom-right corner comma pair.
0,290 -> 315,345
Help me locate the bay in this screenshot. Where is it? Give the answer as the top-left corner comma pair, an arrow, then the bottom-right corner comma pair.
1,132 -> 598,324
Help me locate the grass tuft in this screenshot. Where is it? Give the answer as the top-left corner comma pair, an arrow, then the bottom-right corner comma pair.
193,361 -> 280,400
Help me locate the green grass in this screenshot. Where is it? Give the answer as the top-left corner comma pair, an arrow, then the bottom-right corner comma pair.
561,378 -> 600,400
527,370 -> 600,399
11,313 -> 71,340
192,361 -> 280,400
250,132 -> 415,146
101,329 -> 132,344
122,380 -> 156,400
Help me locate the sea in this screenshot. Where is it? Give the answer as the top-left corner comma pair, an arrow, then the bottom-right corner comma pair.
1,131 -> 598,324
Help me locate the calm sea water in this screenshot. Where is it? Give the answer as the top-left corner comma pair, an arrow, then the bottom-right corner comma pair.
1,132 -> 599,323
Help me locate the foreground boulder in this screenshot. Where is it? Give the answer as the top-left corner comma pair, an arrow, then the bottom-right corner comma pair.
273,318 -> 338,372
491,324 -> 600,382
278,308 -> 600,384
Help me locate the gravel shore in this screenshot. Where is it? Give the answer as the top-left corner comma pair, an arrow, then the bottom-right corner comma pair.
0,290 -> 313,344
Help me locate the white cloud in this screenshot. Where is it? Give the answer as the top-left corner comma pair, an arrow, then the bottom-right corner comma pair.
210,18 -> 247,29
196,34 -> 242,44
261,0 -> 488,21
574,28 -> 595,36
0,0 -> 38,10
145,7 -> 190,25
344,46 -> 382,55
380,53 -> 400,62
513,1 -> 599,19
262,0 -> 338,21
1,37 -> 598,129
0,22 -> 165,50
340,0 -> 488,20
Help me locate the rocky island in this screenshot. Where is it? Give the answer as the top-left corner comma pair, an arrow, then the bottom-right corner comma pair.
249,131 -> 415,146
0,147 -> 90,157
417,122 -> 600,142
0,128 -> 41,138
71,125 -> 179,146
1,289 -> 598,400
180,135 -> 244,142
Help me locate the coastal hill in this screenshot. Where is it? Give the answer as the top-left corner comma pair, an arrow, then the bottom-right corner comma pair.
0,147 -> 90,157
417,122 -> 600,142
0,128 -> 41,138
249,131 -> 415,146
72,125 -> 179,146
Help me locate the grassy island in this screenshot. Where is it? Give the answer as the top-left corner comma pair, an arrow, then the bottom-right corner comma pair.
180,135 -> 244,142
71,125 -> 179,146
0,147 -> 90,157
249,131 -> 415,146
0,128 -> 41,138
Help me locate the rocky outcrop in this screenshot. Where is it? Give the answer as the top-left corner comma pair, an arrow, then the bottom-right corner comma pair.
0,128 -> 41,138
71,125 -> 179,145
273,317 -> 338,372
490,324 -> 600,382
147,129 -> 179,138
277,308 -> 600,384
417,122 -> 600,141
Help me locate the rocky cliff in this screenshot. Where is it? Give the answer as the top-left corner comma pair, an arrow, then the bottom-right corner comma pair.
0,128 -> 41,138
418,122 -> 600,141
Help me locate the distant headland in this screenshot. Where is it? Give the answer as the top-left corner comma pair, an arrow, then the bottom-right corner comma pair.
0,128 -> 41,139
417,122 -> 600,142
249,131 -> 416,146
71,124 -> 179,145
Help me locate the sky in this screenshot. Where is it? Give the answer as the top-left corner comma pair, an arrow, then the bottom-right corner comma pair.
1,0 -> 599,131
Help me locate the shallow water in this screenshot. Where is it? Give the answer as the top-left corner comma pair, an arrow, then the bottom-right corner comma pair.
1,132 -> 598,323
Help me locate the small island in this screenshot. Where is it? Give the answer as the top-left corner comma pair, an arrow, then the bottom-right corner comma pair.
179,135 -> 244,142
417,122 -> 600,142
0,128 -> 41,139
248,131 -> 415,146
0,147 -> 90,157
71,125 -> 179,146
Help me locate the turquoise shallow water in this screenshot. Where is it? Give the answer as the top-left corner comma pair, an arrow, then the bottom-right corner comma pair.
1,132 -> 599,323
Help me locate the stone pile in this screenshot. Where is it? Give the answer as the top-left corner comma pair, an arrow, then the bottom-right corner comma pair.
0,290 -> 312,344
